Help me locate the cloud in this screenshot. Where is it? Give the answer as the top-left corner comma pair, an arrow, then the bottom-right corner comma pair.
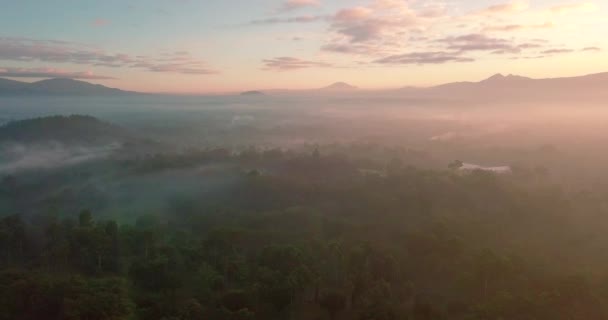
318,0 -> 564,63
144,51 -> 218,74
262,57 -> 333,71
374,51 -> 475,65
92,19 -> 110,27
147,63 -> 218,75
320,0 -> 438,56
280,0 -> 320,12
517,43 -> 544,49
473,0 -> 529,15
438,34 -> 516,52
550,2 -> 598,14
313,0 -> 597,69
321,43 -> 380,55
329,2 -> 422,43
434,34 -> 552,56
0,67 -> 115,79
250,15 -> 326,25
483,22 -> 553,32
0,37 -> 108,64
0,37 -> 217,76
582,46 -> 601,52
541,48 -> 574,54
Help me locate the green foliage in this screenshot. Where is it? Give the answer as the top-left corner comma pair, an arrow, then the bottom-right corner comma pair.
2,151 -> 608,319
0,271 -> 133,320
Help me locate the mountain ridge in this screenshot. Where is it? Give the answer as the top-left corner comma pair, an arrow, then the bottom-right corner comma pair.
400,72 -> 608,91
391,71 -> 608,102
0,78 -> 134,96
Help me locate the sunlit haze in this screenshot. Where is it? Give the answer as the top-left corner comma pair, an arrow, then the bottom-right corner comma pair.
2,2 -> 608,319
1,0 -> 606,93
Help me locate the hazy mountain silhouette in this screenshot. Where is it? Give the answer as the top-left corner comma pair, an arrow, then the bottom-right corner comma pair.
0,78 -> 29,91
321,82 -> 358,90
403,72 -> 608,101
240,90 -> 265,96
0,78 -> 134,96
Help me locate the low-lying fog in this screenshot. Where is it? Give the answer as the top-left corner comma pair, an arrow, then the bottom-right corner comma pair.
1,91 -> 608,220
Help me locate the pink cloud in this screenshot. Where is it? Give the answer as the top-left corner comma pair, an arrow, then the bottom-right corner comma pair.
312,0 -> 580,67
280,0 -> 320,12
439,34 -> 516,52
0,67 -> 115,79
483,22 -> 553,32
250,15 -> 326,25
541,48 -> 574,54
263,57 -> 333,71
334,7 -> 373,21
0,37 -> 218,75
473,0 -> 529,15
92,19 -> 110,27
375,52 -> 475,65
322,0 -> 438,55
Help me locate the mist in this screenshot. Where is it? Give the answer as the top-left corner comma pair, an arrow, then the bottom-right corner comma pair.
0,142 -> 120,174
2,79 -> 608,320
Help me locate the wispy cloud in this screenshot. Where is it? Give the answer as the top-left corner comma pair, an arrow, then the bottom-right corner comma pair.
0,37 -> 218,75
263,57 -> 333,71
250,15 -> 326,25
319,0 -> 437,56
483,22 -> 553,32
312,0 -> 589,65
438,34 -> 518,53
279,0 -> 320,12
541,48 -> 574,54
582,46 -> 602,52
473,0 -> 529,15
374,51 -> 474,65
0,67 -> 115,79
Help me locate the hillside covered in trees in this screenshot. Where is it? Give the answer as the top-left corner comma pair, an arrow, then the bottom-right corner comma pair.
0,115 -> 135,145
2,144 -> 608,320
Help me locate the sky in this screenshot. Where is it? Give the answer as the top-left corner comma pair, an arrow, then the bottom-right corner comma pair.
0,0 -> 606,93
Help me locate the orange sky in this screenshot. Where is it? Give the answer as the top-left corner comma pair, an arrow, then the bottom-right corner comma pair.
0,0 -> 606,93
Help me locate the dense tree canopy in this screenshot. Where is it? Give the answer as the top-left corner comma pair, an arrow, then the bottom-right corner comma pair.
2,149 -> 608,319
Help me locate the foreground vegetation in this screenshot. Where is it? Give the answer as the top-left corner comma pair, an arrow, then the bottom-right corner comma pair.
2,148 -> 608,320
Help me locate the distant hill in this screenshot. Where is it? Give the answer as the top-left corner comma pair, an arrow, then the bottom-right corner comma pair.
321,82 -> 358,90
0,78 -> 134,96
0,115 -> 134,145
400,72 -> 608,102
429,73 -> 533,91
0,78 -> 29,92
240,90 -> 265,96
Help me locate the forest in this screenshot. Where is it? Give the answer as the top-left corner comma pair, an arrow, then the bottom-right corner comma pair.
2,114 -> 608,320
2,0 -> 608,318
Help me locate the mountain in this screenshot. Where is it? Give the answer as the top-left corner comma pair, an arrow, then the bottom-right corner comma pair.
403,72 -> 608,102
321,82 -> 358,90
480,73 -> 532,83
0,78 -> 29,91
430,73 -> 532,90
0,78 -> 133,96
